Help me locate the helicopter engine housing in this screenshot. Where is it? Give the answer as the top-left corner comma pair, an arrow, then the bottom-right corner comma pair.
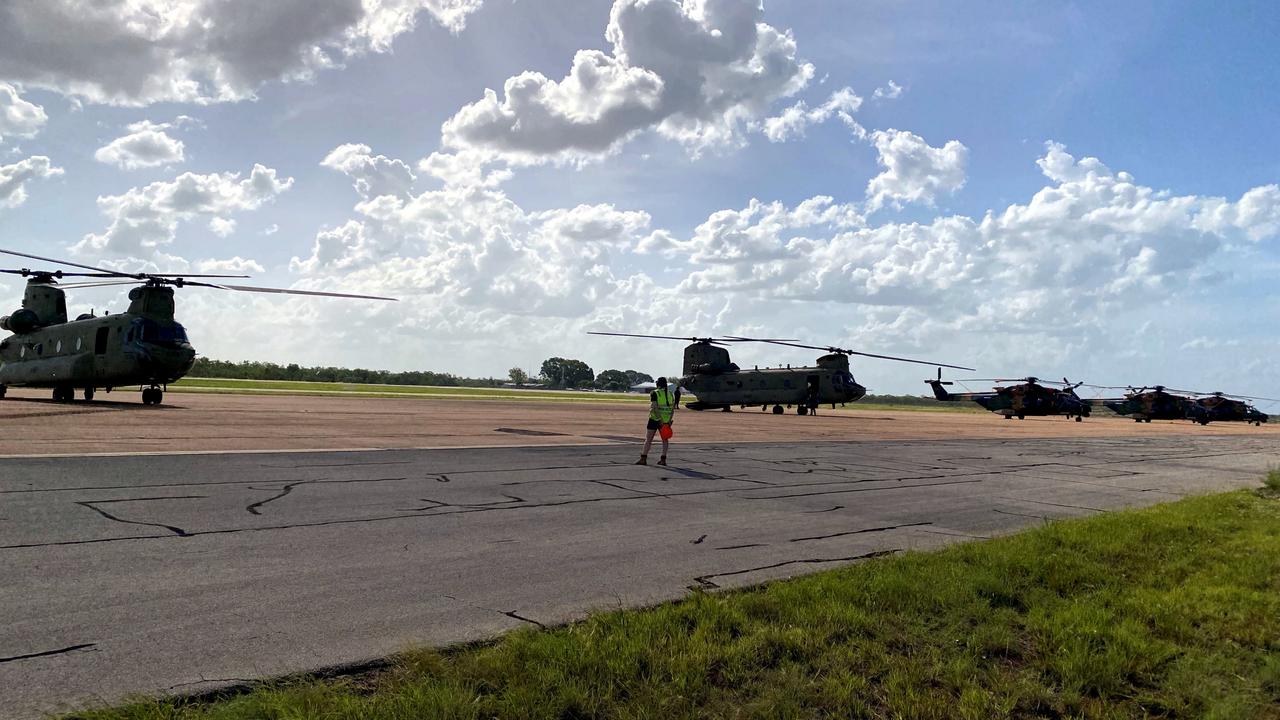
0,308 -> 40,334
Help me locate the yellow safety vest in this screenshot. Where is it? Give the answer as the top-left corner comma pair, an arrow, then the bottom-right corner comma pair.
650,387 -> 676,423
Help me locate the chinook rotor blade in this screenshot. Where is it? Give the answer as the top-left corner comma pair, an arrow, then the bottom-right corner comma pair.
175,280 -> 396,301
588,331 -> 791,345
0,268 -> 123,279
0,248 -> 143,279
751,339 -> 974,371
0,249 -> 252,281
53,280 -> 149,289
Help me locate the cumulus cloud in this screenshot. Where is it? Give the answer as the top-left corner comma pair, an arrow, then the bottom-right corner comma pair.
208,217 -> 237,237
321,143 -> 417,199
865,129 -> 968,211
94,120 -> 187,170
872,80 -> 903,101
0,0 -> 485,106
646,142 -> 1280,340
176,141 -> 1280,387
761,87 -> 863,142
0,83 -> 47,143
75,164 -> 293,257
0,155 -> 63,208
441,0 -> 814,163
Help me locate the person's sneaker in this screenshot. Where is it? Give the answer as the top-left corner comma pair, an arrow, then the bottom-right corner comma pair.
657,457 -> 668,466
635,456 -> 648,465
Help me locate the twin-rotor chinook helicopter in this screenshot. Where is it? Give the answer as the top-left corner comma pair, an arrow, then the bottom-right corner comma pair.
0,248 -> 394,405
589,332 -> 973,415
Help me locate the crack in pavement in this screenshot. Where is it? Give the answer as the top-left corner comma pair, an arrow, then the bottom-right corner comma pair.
0,643 -> 97,664
715,543 -> 767,550
692,549 -> 899,589
503,610 -> 545,628
75,496 -> 201,537
246,481 -> 310,515
992,507 -> 1047,521
997,496 -> 1109,513
745,477 -> 984,500
789,521 -> 932,543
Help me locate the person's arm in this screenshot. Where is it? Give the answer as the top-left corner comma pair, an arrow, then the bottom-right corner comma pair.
649,390 -> 658,417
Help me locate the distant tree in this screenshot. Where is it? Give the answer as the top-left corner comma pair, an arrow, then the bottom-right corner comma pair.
595,369 -> 632,392
539,357 -> 594,388
623,370 -> 653,386
508,367 -> 529,385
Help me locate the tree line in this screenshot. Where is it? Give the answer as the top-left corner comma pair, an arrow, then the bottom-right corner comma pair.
191,357 -> 655,392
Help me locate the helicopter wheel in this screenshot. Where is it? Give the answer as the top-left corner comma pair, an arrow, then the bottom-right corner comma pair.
84,388 -> 95,402
0,384 -> 6,399
1145,418 -> 1152,423
772,405 -> 784,415
1075,415 -> 1082,422
1018,414 -> 1026,420
797,406 -> 808,416
142,387 -> 164,406
52,386 -> 74,403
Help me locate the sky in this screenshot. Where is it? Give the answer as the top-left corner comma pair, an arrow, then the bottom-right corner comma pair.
0,0 -> 1278,398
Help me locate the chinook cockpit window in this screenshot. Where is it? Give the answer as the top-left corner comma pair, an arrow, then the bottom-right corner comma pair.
138,319 -> 189,346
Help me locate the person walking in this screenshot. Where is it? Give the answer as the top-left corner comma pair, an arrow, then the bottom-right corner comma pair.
637,377 -> 679,465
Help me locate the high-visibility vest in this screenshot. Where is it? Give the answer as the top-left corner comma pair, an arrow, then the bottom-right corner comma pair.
650,387 -> 676,423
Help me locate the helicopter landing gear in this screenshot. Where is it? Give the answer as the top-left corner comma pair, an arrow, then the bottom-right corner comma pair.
772,405 -> 784,415
797,405 -> 808,416
84,387 -> 95,402
141,386 -> 164,406
52,385 -> 75,403
1018,414 -> 1026,420
0,384 -> 6,399
1075,415 -> 1082,422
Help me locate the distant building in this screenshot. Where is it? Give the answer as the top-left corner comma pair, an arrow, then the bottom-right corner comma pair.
629,381 -> 657,393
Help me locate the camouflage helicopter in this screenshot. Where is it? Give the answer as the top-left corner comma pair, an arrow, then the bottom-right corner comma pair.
1091,385 -> 1273,426
590,332 -> 972,415
0,248 -> 393,405
1188,391 -> 1272,426
927,371 -> 1091,421
1090,385 -> 1198,423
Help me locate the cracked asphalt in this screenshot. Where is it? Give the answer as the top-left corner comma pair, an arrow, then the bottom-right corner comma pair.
2,434 -> 1279,718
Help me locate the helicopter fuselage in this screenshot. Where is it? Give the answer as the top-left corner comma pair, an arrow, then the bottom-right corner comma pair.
0,312 -> 196,392
680,362 -> 866,411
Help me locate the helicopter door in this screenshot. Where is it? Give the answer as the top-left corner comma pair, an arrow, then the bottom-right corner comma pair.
94,327 -> 109,355
806,374 -> 821,406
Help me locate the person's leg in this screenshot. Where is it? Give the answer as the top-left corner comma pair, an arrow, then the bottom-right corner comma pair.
658,436 -> 669,465
638,428 -> 656,463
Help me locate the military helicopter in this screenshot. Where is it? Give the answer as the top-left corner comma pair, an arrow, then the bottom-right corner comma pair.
1090,385 -> 1273,426
589,332 -> 972,415
927,371 -> 1091,421
1090,385 -> 1198,423
0,248 -> 394,405
1188,391 -> 1272,426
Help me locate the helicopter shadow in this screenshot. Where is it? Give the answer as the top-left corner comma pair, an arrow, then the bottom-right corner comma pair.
0,396 -> 181,416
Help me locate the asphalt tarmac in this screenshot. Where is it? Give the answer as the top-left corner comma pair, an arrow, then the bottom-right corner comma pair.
3,433 -> 1278,718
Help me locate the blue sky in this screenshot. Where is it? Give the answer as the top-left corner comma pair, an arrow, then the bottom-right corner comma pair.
1,0 -> 1277,398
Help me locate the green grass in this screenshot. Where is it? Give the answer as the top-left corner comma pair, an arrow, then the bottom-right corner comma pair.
1259,466 -> 1280,491
170,377 -> 979,413
170,377 -> 648,403
76,488 -> 1280,720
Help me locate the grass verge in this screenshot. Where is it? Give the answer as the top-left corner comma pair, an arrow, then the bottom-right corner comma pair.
169,378 -> 980,413
77,489 -> 1280,719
